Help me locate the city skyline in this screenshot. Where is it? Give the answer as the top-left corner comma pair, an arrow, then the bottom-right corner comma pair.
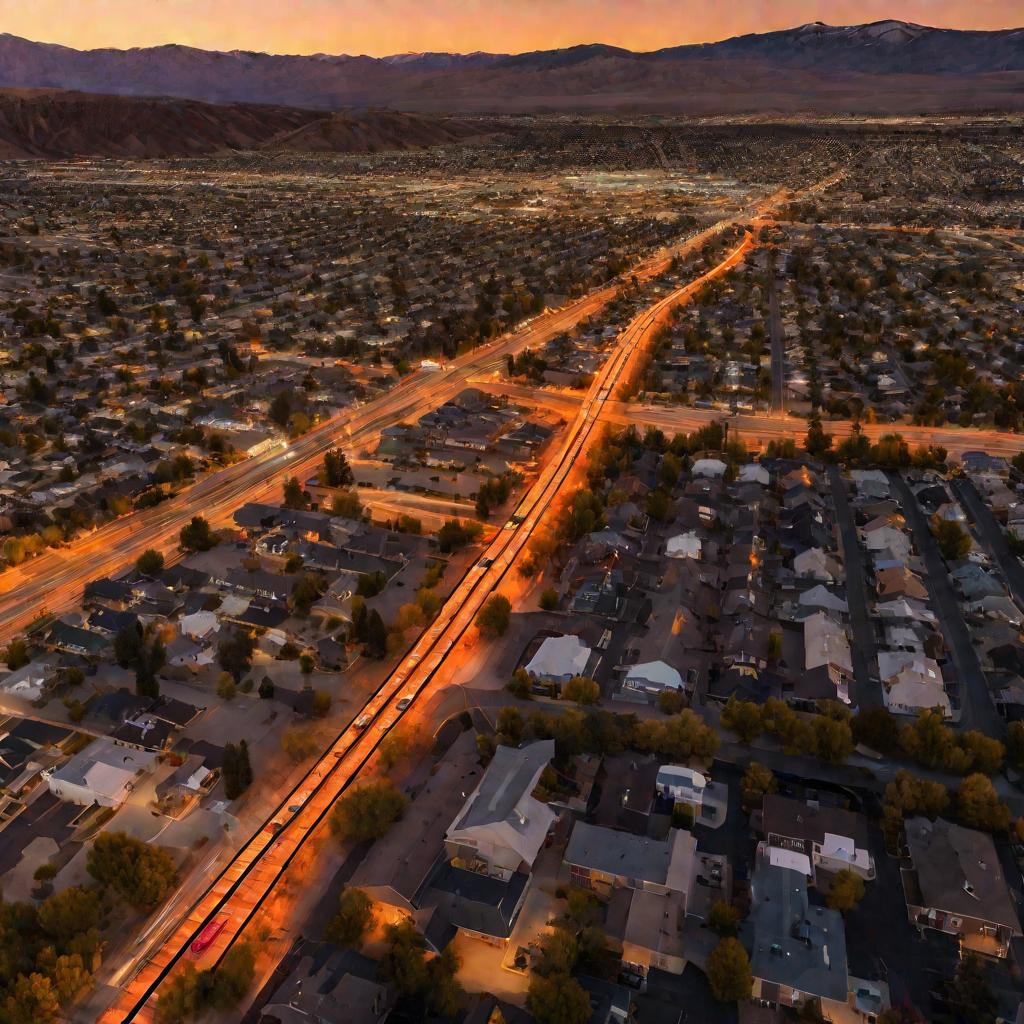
1,0 -> 1020,56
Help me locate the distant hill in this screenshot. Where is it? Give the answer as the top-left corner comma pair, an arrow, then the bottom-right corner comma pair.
0,89 -> 492,159
0,21 -> 1022,114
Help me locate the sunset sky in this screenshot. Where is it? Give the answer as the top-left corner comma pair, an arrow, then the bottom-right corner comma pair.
0,0 -> 1019,55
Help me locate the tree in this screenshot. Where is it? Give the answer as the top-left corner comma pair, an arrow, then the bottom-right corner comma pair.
706,937 -> 752,1002
827,869 -> 865,913
507,668 -> 532,698
804,415 -> 833,458
291,573 -> 327,616
496,706 -> 524,746
852,706 -> 900,754
3,638 -> 29,670
534,927 -> 578,977
741,762 -> 778,809
223,741 -> 253,800
282,726 -> 318,762
884,770 -> 949,819
179,515 -> 216,552
136,548 -> 164,575
50,953 -> 93,1005
378,920 -> 429,996
899,709 -> 970,774
945,953 -> 996,1024
476,594 -> 511,637
631,709 -> 719,761
932,519 -> 971,562
957,773 -> 1012,832
1007,721 -> 1024,772
135,637 -> 164,700
268,390 -> 292,429
424,944 -> 463,1016
331,489 -> 363,519
86,831 -> 177,910
539,587 -> 559,611
3,973 -> 60,1024
721,698 -> 763,744
708,900 -> 741,937
217,629 -> 255,681
216,673 -> 237,700
320,448 -> 354,488
207,942 -> 255,1010
563,676 -> 600,706
657,688 -> 685,714
155,965 -> 202,1024
527,973 -> 591,1024
114,621 -> 145,668
960,730 -> 1004,776
364,610 -> 388,659
812,715 -> 853,763
325,888 -> 373,948
282,475 -> 308,511
330,781 -> 407,842
37,886 -> 101,942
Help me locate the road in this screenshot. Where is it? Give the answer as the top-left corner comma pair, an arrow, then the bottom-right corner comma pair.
827,466 -> 882,709
888,472 -> 1003,736
603,405 -> 1024,458
952,477 -> 1024,611
98,229 -> 759,1024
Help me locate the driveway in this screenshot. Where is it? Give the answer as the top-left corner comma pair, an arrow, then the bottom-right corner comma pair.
889,472 -> 1003,736
828,467 -> 882,708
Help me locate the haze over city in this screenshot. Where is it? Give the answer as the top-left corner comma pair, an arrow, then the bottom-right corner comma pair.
0,4 -> 1021,1024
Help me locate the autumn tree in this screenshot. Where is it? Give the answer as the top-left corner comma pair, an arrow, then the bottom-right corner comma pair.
330,781 -> 407,842
706,937 -> 753,1002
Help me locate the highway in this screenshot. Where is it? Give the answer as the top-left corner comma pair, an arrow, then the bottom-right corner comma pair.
98,227 -> 759,1024
603,405 -> 1024,458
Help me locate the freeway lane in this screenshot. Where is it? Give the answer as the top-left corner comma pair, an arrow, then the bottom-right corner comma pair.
604,405 -> 1024,458
0,195 -> 779,647
100,230 -> 758,1024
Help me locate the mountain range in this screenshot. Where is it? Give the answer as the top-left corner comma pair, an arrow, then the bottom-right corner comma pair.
0,90 -> 491,159
0,21 -> 1023,115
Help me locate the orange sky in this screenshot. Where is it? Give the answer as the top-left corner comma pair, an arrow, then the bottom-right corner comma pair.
1,0 -> 1019,54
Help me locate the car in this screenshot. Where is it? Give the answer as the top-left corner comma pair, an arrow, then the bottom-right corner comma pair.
264,819 -> 284,835
396,695 -> 414,711
353,713 -> 372,730
478,557 -> 494,568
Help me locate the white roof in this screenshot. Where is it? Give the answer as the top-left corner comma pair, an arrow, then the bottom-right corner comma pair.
666,532 -> 701,559
625,660 -> 683,691
692,458 -> 727,478
821,832 -> 871,871
657,765 -> 707,791
525,634 -> 591,679
884,678 -> 951,716
180,610 -> 219,639
768,847 -> 812,876
739,463 -> 770,485
798,585 -> 848,613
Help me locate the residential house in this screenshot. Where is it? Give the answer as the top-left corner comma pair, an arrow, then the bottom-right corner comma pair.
444,740 -> 556,881
761,794 -> 874,883
902,816 -> 1022,958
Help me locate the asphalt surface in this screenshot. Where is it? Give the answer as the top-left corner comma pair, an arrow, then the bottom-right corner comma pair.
828,466 -> 883,709
888,472 -> 1003,737
953,476 -> 1024,610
